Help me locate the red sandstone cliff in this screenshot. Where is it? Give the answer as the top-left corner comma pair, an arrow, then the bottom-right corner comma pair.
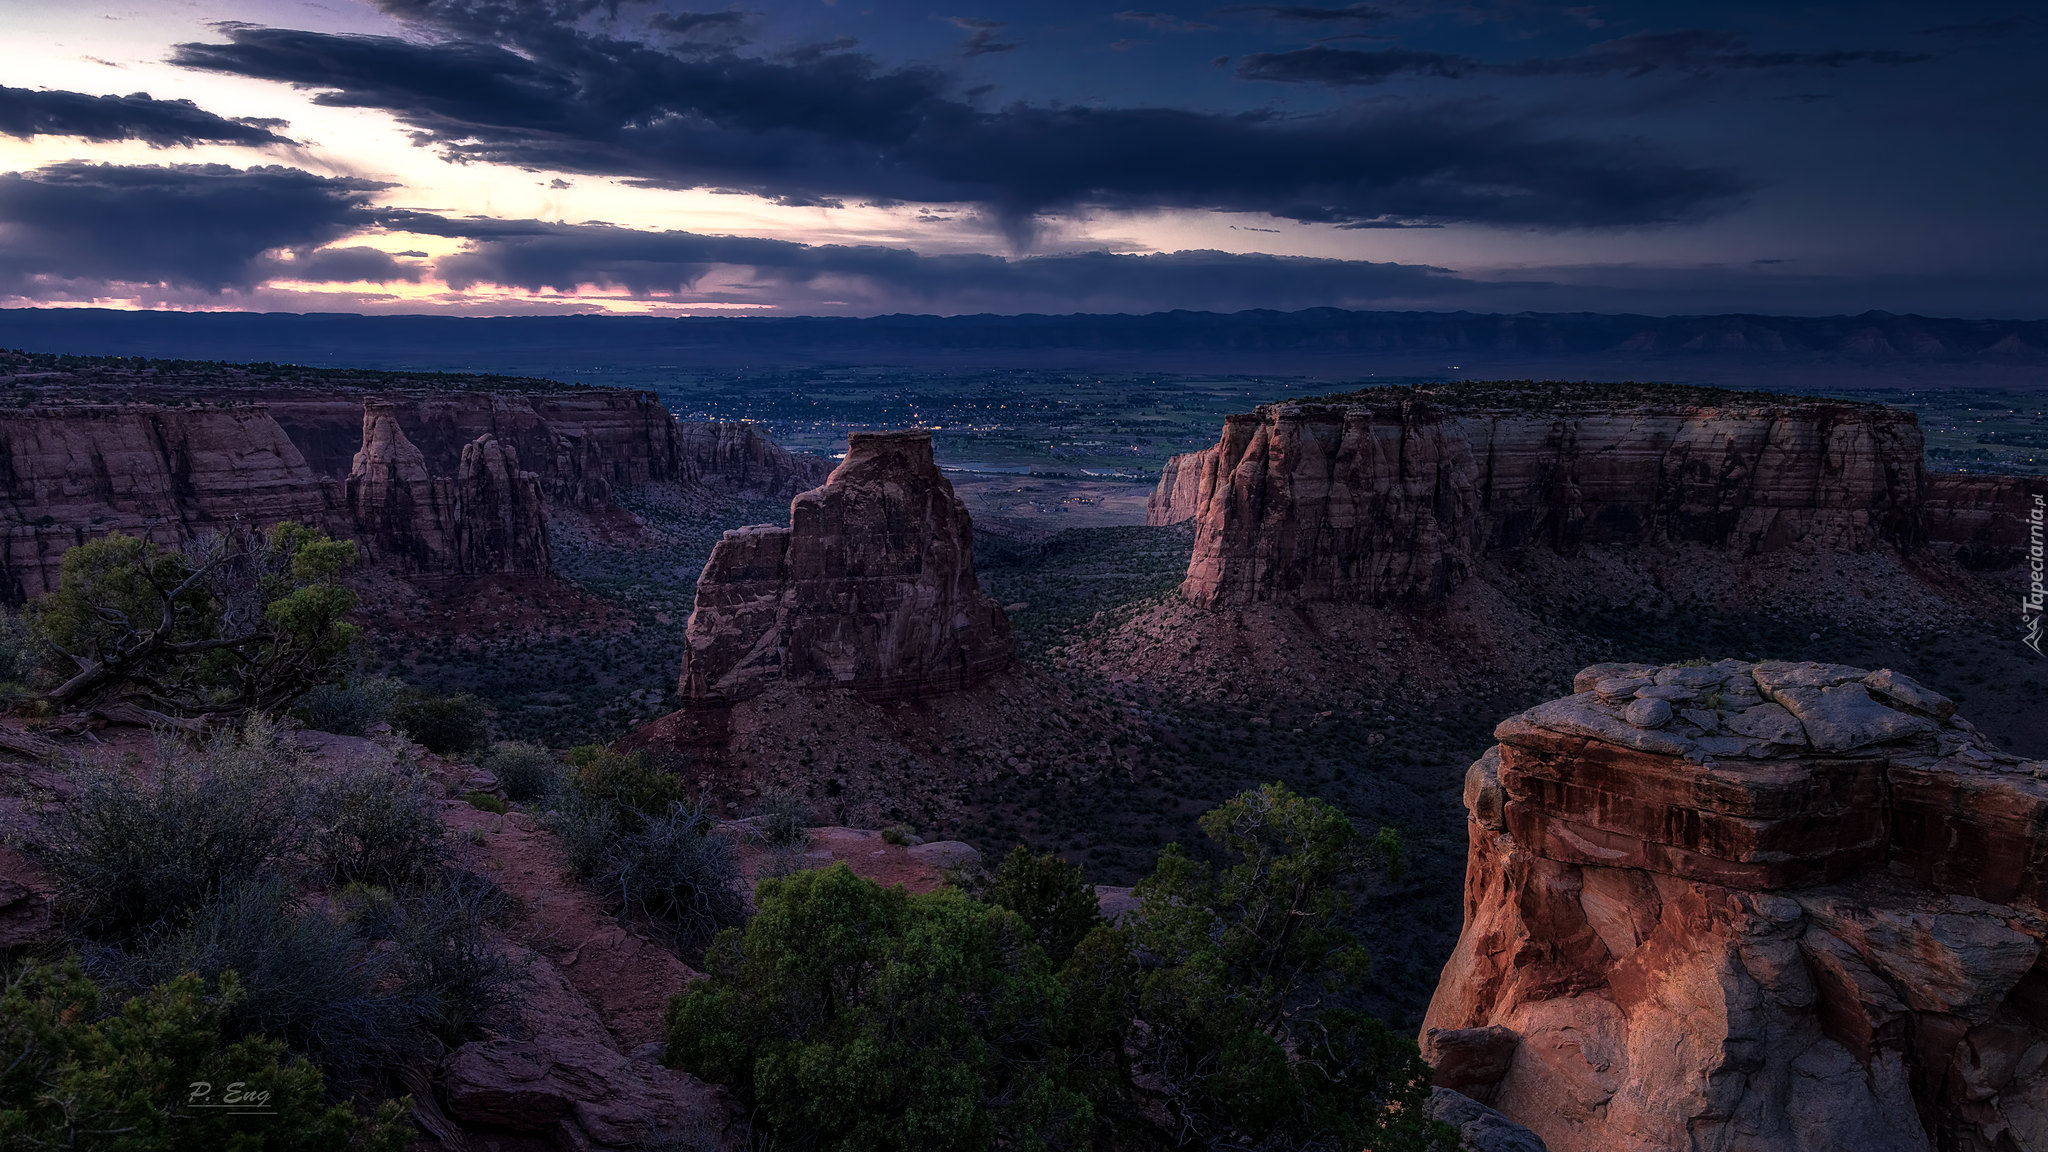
677,430 -> 1012,703
0,404 -> 338,600
1152,386 -> 2038,605
2,387 -> 825,599
344,405 -> 551,576
1424,658 -> 2048,1152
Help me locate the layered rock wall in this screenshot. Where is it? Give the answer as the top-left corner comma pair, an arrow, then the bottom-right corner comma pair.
677,430 -> 1012,702
0,405 -> 339,601
2,389 -> 826,599
1424,659 -> 2048,1152
344,405 -> 550,576
1153,389 -> 2038,605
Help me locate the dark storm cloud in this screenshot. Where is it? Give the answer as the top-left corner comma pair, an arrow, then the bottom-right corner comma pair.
1226,4 -> 1388,25
0,163 -> 386,292
1243,30 -> 1935,87
1503,30 -> 1934,78
1237,47 -> 1473,85
267,245 -> 426,283
948,18 -> 1018,57
171,19 -> 1739,235
0,85 -> 293,146
385,212 -> 1475,311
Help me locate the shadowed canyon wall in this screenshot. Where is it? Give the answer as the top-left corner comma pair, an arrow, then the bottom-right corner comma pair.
1149,387 -> 2037,606
678,430 -> 1012,703
1425,659 -> 2048,1152
0,387 -> 826,600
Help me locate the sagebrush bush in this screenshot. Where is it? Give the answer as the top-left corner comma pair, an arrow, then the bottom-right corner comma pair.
607,802 -> 745,946
314,762 -> 448,889
750,790 -> 811,848
389,691 -> 492,754
0,958 -> 411,1152
39,716 -> 319,935
550,749 -> 740,946
390,872 -> 524,1046
112,878 -> 423,1079
291,676 -> 404,736
566,745 -> 682,815
550,785 -> 624,877
483,741 -> 560,802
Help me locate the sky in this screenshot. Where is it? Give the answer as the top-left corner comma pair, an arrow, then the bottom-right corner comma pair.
0,0 -> 2041,318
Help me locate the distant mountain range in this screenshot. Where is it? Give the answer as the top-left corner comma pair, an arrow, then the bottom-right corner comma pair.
4,307 -> 2045,387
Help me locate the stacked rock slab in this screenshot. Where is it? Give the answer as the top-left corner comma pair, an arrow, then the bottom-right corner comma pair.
344,404 -> 551,576
1423,658 -> 2048,1152
678,430 -> 1012,702
1149,385 -> 2035,606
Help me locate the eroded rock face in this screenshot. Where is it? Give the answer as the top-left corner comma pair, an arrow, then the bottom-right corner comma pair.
1,404 -> 340,601
675,420 -> 833,496
1,384 -> 825,599
678,430 -> 1012,702
1424,659 -> 2048,1152
1157,386 -> 2031,606
344,404 -> 551,575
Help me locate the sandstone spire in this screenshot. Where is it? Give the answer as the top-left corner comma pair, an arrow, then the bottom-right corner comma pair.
677,430 -> 1012,702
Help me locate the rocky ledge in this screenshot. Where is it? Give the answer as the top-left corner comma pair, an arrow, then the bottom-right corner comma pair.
677,430 -> 1012,703
1424,658 -> 2048,1152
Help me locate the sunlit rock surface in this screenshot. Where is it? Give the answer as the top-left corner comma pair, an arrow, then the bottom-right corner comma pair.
1425,658 -> 2048,1152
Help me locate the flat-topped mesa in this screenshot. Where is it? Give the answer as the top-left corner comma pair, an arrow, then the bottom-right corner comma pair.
1152,382 -> 2031,607
1424,658 -> 2048,1152
344,403 -> 551,576
677,430 -> 1013,704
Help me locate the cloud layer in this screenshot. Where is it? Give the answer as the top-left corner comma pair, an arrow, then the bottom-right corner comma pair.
170,13 -> 1741,233
0,85 -> 292,146
0,163 -> 385,293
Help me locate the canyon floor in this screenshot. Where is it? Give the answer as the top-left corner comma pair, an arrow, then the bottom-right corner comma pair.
381,478 -> 2044,1031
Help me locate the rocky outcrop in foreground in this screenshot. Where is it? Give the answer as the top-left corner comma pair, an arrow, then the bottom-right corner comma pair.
1151,384 -> 2035,606
678,430 -> 1012,703
1425,658 -> 2048,1152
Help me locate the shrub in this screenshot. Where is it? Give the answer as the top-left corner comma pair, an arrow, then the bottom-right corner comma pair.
390,873 -> 524,1047
880,824 -> 914,846
314,762 -> 449,889
550,785 -> 624,877
749,789 -> 811,847
606,802 -> 745,946
292,676 -> 404,736
667,865 -> 1089,1151
462,791 -> 506,814
389,691 -> 492,754
37,716 -> 319,936
0,958 -> 410,1152
565,745 -> 681,815
671,786 -> 1455,1152
984,845 -> 1102,966
0,610 -> 34,699
113,878 -> 423,1079
483,741 -> 561,802
28,523 -> 359,717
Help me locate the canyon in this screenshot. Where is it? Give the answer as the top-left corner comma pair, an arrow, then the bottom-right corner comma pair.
1425,658 -> 2048,1152
1147,383 -> 2033,606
